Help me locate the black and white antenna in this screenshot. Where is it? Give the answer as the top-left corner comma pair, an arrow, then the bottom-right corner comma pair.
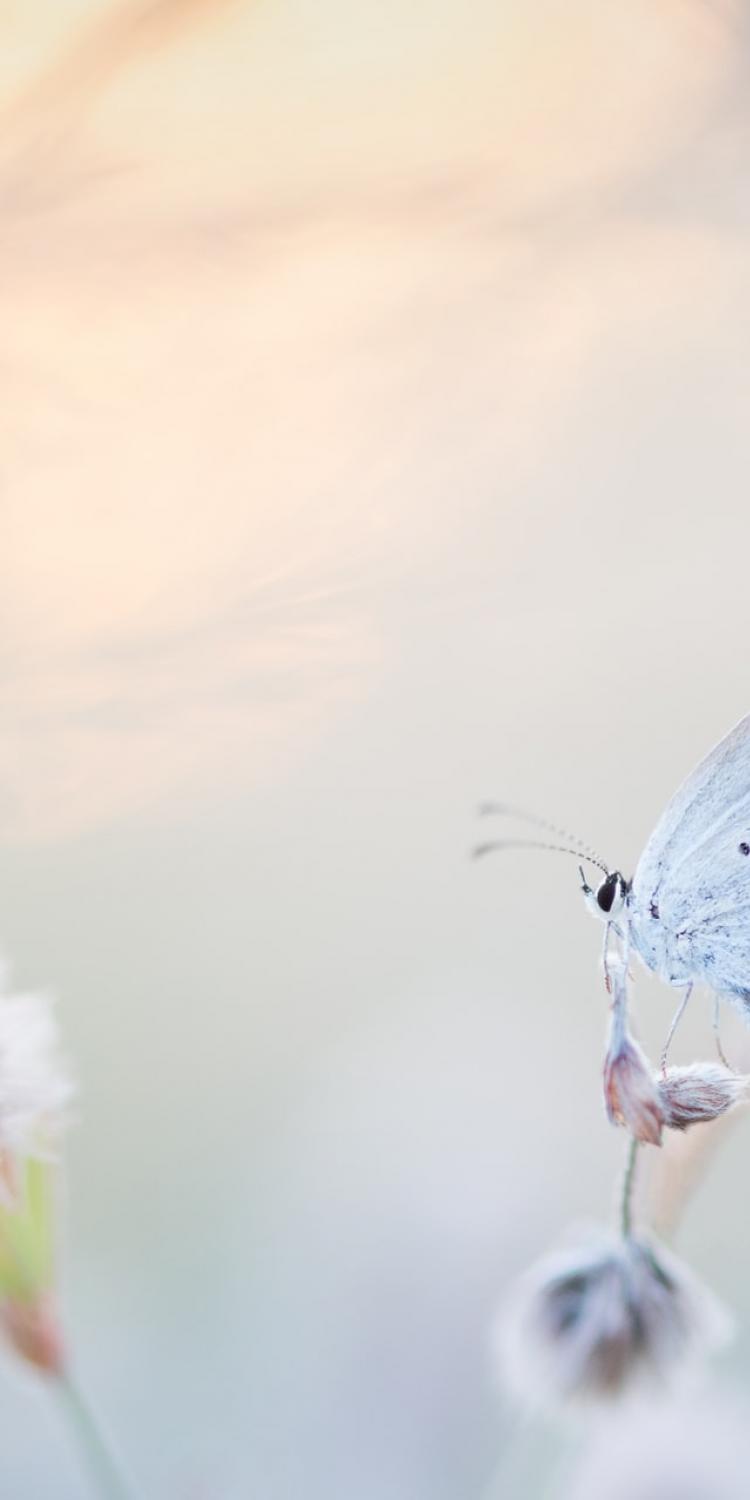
473,802 -> 609,876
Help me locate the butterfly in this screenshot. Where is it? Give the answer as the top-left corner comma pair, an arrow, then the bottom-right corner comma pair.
477,712 -> 750,1024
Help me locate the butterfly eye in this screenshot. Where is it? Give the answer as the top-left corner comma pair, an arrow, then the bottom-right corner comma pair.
595,872 -> 628,917
596,876 -> 617,914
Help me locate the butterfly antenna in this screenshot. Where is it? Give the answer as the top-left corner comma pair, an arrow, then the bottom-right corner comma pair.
472,837 -> 609,875
479,801 -> 608,874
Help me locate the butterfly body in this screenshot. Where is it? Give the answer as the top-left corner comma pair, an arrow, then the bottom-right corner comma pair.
594,714 -> 750,1009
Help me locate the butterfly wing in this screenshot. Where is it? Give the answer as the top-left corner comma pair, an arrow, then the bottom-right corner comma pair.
686,905 -> 750,1003
630,713 -> 750,997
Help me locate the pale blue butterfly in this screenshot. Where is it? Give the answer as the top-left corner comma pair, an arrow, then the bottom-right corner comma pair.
478,713 -> 750,1039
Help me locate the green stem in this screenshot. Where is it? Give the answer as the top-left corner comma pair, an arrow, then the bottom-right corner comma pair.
55,1370 -> 140,1500
620,1135 -> 639,1239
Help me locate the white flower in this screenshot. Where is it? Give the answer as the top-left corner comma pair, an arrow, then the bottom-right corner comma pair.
0,982 -> 73,1163
493,1227 -> 731,1410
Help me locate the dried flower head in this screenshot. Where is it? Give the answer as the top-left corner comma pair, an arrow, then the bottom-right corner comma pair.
658,1064 -> 747,1131
494,1228 -> 731,1410
603,956 -> 663,1145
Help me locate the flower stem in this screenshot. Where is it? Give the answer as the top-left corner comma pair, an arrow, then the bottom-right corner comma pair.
55,1370 -> 139,1500
620,1135 -> 639,1239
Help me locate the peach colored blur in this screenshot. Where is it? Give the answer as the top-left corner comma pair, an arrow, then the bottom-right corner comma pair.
0,0 -> 740,840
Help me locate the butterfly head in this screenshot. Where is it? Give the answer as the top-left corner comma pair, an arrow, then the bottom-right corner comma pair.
580,866 -> 630,922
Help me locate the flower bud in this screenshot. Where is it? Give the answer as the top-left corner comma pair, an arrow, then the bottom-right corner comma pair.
659,1063 -> 748,1131
604,1034 -> 664,1145
0,960 -> 72,1381
602,956 -> 663,1144
2,1292 -> 65,1376
0,1156 -> 65,1375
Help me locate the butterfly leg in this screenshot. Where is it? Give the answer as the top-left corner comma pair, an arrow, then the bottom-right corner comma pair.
660,982 -> 693,1077
602,922 -> 613,993
712,993 -> 731,1070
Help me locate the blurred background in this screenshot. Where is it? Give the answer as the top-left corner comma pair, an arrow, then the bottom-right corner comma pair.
1,0 -> 750,1494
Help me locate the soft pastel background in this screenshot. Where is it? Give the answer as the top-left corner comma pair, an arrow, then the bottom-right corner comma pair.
1,1 -> 750,1495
